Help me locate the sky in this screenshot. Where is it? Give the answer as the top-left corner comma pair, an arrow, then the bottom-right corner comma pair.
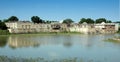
0,0 -> 119,22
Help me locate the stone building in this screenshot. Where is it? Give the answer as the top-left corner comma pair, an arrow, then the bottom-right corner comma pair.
69,23 -> 96,34
94,22 -> 119,34
5,21 -> 119,34
5,21 -> 52,33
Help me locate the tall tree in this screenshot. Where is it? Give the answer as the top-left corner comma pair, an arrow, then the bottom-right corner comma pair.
8,16 -> 19,22
79,18 -> 86,23
31,16 -> 43,23
62,18 -> 74,24
79,18 -> 94,24
95,18 -> 107,23
86,18 -> 94,24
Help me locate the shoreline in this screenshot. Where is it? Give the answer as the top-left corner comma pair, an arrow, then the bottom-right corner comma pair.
0,32 -> 83,36
0,30 -> 120,36
105,36 -> 120,43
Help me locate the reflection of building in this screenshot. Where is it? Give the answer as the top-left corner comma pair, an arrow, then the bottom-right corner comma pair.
7,36 -> 62,48
8,36 -> 40,48
5,21 -> 119,34
7,35 -> 75,48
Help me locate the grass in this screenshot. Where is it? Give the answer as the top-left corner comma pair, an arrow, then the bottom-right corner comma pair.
0,30 -> 83,36
108,39 -> 120,42
0,56 -> 78,62
0,29 -> 119,36
21,32 -> 82,34
118,31 -> 120,34
6,32 -> 83,36
0,30 -> 10,35
107,39 -> 120,42
0,56 -> 100,62
104,36 -> 120,43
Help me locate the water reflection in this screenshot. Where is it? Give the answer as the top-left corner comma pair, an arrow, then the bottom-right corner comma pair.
5,35 -> 109,49
0,34 -> 120,62
62,35 -> 73,48
0,36 -> 8,47
6,35 -> 86,48
63,41 -> 72,48
8,36 -> 40,49
1,34 -> 119,49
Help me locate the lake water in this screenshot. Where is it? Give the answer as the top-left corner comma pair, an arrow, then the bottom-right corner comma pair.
0,34 -> 120,62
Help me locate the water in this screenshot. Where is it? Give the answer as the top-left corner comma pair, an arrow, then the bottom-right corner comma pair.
0,34 -> 120,62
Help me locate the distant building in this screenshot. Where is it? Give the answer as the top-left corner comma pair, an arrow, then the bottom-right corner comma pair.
5,21 -> 52,33
5,21 -> 119,34
69,23 -> 96,34
95,22 -> 118,34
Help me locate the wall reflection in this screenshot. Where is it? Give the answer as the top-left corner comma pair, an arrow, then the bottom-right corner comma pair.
8,36 -> 40,49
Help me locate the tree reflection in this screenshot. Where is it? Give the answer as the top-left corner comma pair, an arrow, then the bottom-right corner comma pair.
62,35 -> 73,48
7,36 -> 40,49
0,36 -> 8,47
63,41 -> 72,48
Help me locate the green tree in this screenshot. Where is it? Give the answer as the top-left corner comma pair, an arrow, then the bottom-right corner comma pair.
42,20 -> 46,23
3,19 -> 9,22
45,20 -> 58,24
8,16 -> 19,22
86,18 -> 94,24
95,18 -> 107,23
106,20 -> 112,23
62,18 -> 74,24
0,22 -> 7,30
46,20 -> 51,23
79,18 -> 86,23
115,21 -> 120,23
79,18 -> 94,24
31,16 -> 43,23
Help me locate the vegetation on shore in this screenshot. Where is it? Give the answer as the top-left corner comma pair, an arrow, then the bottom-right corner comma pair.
6,32 -> 82,36
0,16 -> 120,35
107,39 -> 120,42
0,20 -> 7,30
105,36 -> 120,43
0,30 -> 10,35
118,27 -> 120,34
0,16 -> 116,24
118,31 -> 120,34
0,55 -> 102,62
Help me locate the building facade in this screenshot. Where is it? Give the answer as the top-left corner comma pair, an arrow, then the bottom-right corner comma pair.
5,22 -> 52,33
94,22 -> 119,34
5,21 -> 119,34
